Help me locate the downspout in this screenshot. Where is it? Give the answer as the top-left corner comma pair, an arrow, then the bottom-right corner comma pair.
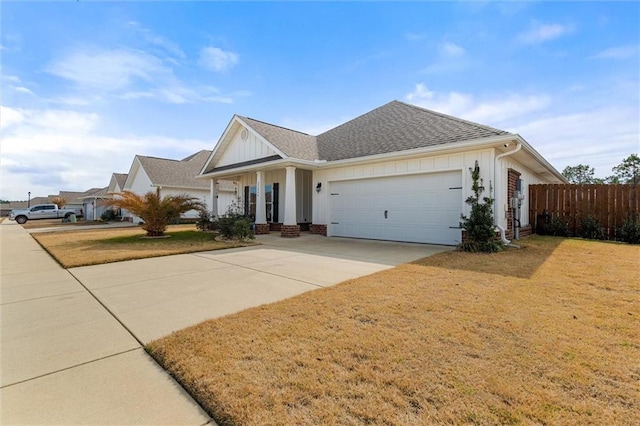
494,142 -> 522,245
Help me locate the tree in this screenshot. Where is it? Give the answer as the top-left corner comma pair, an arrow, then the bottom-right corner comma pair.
611,154 -> 640,184
458,161 -> 502,252
562,164 -> 596,184
50,196 -> 67,208
106,190 -> 205,237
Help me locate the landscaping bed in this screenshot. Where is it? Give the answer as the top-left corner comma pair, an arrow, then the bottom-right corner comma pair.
148,236 -> 639,425
32,224 -> 255,268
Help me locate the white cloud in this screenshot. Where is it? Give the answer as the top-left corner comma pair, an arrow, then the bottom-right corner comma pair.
47,47 -> 167,92
404,84 -> 638,177
591,45 -> 638,59
199,46 -> 239,72
441,42 -> 465,57
515,107 -> 639,177
518,22 -> 571,44
45,46 -> 243,105
0,105 -> 26,129
128,21 -> 186,60
405,83 -> 551,126
14,86 -> 35,95
0,105 -> 212,200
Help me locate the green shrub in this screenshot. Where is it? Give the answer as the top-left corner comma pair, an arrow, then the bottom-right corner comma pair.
617,216 -> 640,244
547,216 -> 570,237
100,209 -> 117,222
578,215 -> 605,240
458,161 -> 502,253
196,210 -> 217,231
217,200 -> 254,241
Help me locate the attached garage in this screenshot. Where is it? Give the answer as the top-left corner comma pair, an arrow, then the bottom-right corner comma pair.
328,171 -> 463,245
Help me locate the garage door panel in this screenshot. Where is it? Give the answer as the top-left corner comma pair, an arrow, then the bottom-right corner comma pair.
329,171 -> 462,245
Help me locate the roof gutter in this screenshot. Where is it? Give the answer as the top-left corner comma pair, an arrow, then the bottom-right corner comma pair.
494,141 -> 522,246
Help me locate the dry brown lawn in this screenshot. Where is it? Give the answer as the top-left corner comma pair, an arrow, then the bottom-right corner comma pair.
148,236 -> 640,425
32,225 -> 254,268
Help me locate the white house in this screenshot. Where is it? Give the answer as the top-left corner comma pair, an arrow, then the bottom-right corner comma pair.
199,100 -> 566,245
80,187 -> 109,221
121,150 -> 235,222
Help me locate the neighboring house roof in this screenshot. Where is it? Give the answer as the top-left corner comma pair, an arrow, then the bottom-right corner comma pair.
80,187 -> 109,200
114,173 -> 128,190
58,191 -> 88,205
107,173 -> 128,194
135,150 -> 212,189
316,100 -> 512,161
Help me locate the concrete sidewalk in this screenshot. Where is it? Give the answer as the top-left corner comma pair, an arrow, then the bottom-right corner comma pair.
0,220 -> 212,425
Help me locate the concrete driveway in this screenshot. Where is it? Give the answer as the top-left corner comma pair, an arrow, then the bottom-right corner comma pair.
69,233 -> 451,343
2,222 -> 450,424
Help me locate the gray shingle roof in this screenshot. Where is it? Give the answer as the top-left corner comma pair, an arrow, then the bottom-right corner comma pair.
239,117 -> 318,161
316,100 -> 512,161
137,150 -> 211,189
237,100 -> 511,163
80,187 -> 109,199
114,173 -> 128,189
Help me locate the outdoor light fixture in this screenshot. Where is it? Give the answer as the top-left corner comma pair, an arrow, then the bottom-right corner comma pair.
316,182 -> 322,192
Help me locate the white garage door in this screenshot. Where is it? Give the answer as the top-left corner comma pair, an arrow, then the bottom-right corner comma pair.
329,171 -> 463,245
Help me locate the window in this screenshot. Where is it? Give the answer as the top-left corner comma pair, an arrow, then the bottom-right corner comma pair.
244,184 -> 279,222
265,184 -> 272,222
244,186 -> 257,220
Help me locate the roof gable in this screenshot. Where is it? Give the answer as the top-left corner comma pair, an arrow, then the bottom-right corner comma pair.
239,117 -> 318,161
108,173 -> 128,193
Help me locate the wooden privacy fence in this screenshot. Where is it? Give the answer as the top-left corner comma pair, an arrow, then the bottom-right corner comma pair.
529,184 -> 640,237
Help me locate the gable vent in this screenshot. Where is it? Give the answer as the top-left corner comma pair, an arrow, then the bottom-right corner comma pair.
240,128 -> 248,141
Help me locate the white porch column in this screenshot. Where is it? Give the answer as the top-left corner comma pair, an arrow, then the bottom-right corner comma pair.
284,166 -> 297,226
210,179 -> 218,217
255,171 -> 266,224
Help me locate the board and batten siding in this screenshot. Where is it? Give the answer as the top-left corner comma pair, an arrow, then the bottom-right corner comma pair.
312,148 -> 495,227
216,127 -> 278,168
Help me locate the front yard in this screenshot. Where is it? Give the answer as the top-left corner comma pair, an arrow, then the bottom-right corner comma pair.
148,236 -> 639,425
32,225 -> 255,268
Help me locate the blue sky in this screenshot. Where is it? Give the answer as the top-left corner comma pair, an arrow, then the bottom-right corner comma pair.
2,1 -> 638,200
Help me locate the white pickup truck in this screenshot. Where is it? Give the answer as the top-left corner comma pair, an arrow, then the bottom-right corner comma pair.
9,204 -> 83,224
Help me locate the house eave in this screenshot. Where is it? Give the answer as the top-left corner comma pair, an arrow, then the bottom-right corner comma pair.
320,134 -> 518,169
199,157 -> 323,179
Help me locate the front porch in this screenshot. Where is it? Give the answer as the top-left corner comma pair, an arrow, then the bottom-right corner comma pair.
208,165 -> 324,238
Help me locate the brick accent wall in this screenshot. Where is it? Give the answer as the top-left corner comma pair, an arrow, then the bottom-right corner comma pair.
255,223 -> 270,235
269,222 -> 282,231
310,224 -> 327,236
519,225 -> 533,238
280,225 -> 301,238
507,168 -> 521,240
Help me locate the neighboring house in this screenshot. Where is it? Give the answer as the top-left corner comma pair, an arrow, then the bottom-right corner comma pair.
107,172 -> 129,218
199,100 -> 566,245
58,190 -> 93,212
80,187 -> 110,221
121,150 -> 235,222
107,173 -> 128,194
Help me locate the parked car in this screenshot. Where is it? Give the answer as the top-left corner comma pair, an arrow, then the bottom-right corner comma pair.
9,204 -> 83,224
